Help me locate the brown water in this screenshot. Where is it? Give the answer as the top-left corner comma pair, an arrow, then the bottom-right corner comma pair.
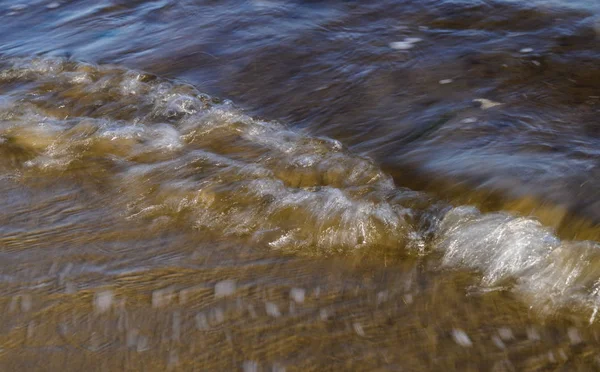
2,0 -> 600,370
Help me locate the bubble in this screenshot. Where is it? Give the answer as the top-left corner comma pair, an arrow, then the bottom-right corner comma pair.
290,288 -> 305,304
94,290 -> 114,313
492,335 -> 506,350
215,280 -> 236,298
568,328 -> 582,345
498,327 -> 514,341
353,322 -> 366,337
452,329 -> 473,347
473,98 -> 503,109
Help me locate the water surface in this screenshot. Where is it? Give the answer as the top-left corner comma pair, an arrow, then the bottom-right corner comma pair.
1,0 -> 600,370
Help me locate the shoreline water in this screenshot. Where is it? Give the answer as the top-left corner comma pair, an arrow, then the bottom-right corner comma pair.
2,0 -> 600,369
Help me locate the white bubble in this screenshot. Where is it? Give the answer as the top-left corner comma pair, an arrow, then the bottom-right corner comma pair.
498,327 -> 514,341
389,41 -> 414,50
473,98 -> 503,110
492,335 -> 506,349
568,328 -> 582,345
290,288 -> 305,304
215,280 -> 236,298
452,329 -> 473,347
376,291 -> 389,305
389,37 -> 422,50
353,322 -> 366,337
94,290 -> 114,313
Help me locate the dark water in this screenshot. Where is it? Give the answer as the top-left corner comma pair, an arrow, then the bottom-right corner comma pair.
2,0 -> 600,370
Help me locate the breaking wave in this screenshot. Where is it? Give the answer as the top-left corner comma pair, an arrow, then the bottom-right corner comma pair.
2,57 -> 600,317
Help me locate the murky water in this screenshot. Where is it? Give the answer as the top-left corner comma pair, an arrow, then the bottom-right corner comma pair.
2,0 -> 600,370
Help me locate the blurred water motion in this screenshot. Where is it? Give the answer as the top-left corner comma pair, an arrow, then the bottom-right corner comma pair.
2,0 -> 600,370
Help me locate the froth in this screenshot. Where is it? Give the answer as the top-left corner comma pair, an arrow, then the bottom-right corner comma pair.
436,207 -> 559,285
437,206 -> 600,316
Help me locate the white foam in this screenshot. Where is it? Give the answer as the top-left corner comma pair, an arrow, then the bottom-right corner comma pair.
473,98 -> 503,109
390,39 -> 420,50
436,207 -> 559,285
517,241 -> 600,310
436,206 -> 600,314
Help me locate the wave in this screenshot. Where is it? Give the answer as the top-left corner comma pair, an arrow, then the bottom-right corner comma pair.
1,57 -> 599,317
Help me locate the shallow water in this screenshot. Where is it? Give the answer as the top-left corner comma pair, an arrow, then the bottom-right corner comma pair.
2,0 -> 600,370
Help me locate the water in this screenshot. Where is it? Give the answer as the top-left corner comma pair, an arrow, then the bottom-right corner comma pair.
2,0 -> 600,370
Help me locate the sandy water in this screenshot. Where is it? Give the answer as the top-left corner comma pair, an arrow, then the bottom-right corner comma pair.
2,1 -> 600,370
